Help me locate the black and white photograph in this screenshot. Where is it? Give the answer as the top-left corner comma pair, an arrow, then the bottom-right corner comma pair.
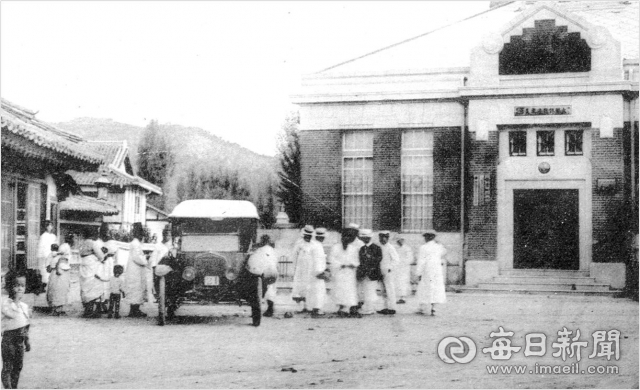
1,1 -> 638,388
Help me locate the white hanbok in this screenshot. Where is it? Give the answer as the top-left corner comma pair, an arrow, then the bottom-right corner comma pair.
415,241 -> 447,307
247,245 -> 279,302
79,240 -> 105,303
291,240 -> 315,300
306,241 -> 327,310
329,242 -> 360,308
125,239 -> 148,305
380,243 -> 399,311
395,244 -> 414,298
37,231 -> 57,284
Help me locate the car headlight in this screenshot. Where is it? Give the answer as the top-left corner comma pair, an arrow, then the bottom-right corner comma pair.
182,266 -> 196,281
225,269 -> 238,281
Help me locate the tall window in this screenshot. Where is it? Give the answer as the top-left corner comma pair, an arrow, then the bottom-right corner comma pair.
565,130 -> 583,156
537,131 -> 555,156
134,194 -> 141,215
509,131 -> 527,156
343,131 -> 373,228
401,130 -> 433,232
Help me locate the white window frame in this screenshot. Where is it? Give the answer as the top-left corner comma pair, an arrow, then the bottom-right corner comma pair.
401,130 -> 434,233
342,131 -> 373,229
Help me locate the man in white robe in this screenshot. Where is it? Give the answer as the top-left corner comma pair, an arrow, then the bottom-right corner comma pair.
329,226 -> 360,317
377,231 -> 399,315
307,228 -> 328,317
415,230 -> 447,316
37,221 -> 57,285
394,237 -> 414,304
291,225 -> 315,312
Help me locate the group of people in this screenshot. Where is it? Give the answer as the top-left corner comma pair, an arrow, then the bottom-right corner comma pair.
287,223 -> 448,318
34,221 -> 171,319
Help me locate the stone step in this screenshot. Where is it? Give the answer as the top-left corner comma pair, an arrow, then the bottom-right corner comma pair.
477,282 -> 611,292
452,286 -> 621,297
492,276 -> 597,284
499,269 -> 589,277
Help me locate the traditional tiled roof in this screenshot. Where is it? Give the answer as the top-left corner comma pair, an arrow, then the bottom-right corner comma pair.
1,99 -> 102,167
59,194 -> 120,215
88,141 -> 129,168
319,1 -> 639,75
66,167 -> 162,195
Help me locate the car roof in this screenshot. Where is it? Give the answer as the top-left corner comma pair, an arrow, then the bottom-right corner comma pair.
169,199 -> 259,219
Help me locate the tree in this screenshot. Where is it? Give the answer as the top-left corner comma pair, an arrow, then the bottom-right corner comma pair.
257,183 -> 277,228
137,120 -> 175,210
275,112 -> 302,225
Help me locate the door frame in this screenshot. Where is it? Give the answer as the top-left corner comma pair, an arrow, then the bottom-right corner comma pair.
513,188 -> 580,270
497,179 -> 592,271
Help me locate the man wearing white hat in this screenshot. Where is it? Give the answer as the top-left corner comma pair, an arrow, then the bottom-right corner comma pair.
291,225 -> 323,312
415,230 -> 447,315
377,231 -> 399,315
306,227 -> 328,317
357,229 -> 383,315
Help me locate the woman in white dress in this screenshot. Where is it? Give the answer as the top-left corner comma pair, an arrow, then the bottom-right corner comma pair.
415,230 -> 447,316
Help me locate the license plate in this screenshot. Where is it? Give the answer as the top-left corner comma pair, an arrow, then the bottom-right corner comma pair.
204,276 -> 219,286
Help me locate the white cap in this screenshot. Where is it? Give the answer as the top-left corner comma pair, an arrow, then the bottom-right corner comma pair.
303,225 -> 314,235
359,228 -> 373,238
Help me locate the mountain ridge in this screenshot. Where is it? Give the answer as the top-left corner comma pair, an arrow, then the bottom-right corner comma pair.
55,117 -> 278,212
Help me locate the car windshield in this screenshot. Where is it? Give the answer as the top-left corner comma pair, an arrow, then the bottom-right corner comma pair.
181,234 -> 240,252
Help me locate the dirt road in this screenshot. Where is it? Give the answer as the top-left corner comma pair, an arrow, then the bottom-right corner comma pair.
17,293 -> 639,389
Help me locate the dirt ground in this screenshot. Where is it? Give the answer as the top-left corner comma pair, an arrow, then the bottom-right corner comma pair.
15,292 -> 639,389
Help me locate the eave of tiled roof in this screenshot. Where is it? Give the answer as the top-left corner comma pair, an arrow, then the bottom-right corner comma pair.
1,99 -> 102,167
66,167 -> 163,195
59,195 -> 120,215
88,140 -> 128,168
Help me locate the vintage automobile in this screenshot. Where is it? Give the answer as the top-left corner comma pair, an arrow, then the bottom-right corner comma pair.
154,199 -> 273,326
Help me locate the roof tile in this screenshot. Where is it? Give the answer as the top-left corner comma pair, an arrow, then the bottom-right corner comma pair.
59,195 -> 119,215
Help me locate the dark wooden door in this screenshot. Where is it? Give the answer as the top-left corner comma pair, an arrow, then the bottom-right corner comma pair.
513,189 -> 579,270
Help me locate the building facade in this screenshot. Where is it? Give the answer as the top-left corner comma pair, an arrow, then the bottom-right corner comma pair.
67,140 -> 162,232
1,99 -> 105,271
293,2 -> 639,287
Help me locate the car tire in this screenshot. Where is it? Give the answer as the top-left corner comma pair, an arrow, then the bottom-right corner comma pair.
251,276 -> 262,327
158,276 -> 166,326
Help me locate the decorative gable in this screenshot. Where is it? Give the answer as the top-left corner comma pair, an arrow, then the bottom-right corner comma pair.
469,2 -> 622,86
499,19 -> 591,75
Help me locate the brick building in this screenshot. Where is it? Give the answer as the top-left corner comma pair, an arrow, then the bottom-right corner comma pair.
293,2 -> 639,289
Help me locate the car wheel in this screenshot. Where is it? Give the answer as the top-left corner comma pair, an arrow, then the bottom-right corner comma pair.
251,276 -> 262,327
158,276 -> 166,326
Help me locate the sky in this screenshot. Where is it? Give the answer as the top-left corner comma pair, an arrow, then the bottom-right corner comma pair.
1,1 -> 490,156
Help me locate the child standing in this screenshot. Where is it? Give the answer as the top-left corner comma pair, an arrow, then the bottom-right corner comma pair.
107,265 -> 126,319
2,271 -> 31,389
